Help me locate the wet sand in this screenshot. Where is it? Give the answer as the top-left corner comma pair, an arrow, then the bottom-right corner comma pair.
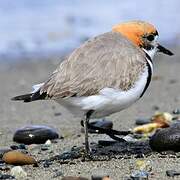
0,48 -> 180,179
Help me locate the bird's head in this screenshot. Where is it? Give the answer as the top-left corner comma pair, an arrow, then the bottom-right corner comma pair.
112,20 -> 173,59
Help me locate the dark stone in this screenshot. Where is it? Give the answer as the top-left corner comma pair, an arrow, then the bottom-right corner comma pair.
43,160 -> 52,168
90,119 -> 113,129
152,105 -> 160,111
50,147 -> 83,162
0,148 -> 11,159
81,119 -> 113,133
0,160 -> 10,171
135,118 -> 151,125
130,170 -> 148,180
41,145 -> 49,151
61,177 -> 88,180
18,144 -> 26,150
0,165 -> 10,171
56,150 -> 81,160
166,170 -> 180,177
173,109 -> 180,115
0,174 -> 14,179
149,123 -> 180,152
10,145 -> 19,150
98,140 -> 118,147
10,144 -> 26,150
13,125 -> 59,144
54,112 -> 61,116
169,79 -> 177,84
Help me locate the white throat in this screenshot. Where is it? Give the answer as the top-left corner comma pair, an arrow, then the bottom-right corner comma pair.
143,47 -> 157,60
143,35 -> 159,60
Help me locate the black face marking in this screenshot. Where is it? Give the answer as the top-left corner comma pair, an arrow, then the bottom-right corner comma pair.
143,31 -> 158,42
140,53 -> 152,98
143,43 -> 154,51
145,52 -> 153,64
154,30 -> 159,36
141,32 -> 158,51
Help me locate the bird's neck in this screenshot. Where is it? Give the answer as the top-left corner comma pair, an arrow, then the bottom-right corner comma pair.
142,47 -> 157,60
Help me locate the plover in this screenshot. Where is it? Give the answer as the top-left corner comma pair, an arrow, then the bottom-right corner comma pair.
12,20 -> 173,155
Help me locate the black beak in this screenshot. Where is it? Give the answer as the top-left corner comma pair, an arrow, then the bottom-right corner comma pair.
157,44 -> 174,56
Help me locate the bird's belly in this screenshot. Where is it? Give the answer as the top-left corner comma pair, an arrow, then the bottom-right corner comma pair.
80,87 -> 142,118
91,97 -> 138,118
56,67 -> 149,118
56,88 -> 140,118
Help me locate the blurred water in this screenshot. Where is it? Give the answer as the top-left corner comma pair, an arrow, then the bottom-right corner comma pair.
0,0 -> 180,60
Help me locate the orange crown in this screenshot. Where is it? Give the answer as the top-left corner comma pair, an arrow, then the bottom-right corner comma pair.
112,20 -> 157,47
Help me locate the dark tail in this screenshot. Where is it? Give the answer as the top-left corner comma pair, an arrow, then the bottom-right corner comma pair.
11,93 -> 33,102
11,90 -> 47,102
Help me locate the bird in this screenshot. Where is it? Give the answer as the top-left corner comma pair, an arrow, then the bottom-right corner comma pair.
12,20 -> 173,156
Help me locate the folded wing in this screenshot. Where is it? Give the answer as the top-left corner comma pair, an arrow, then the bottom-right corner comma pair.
41,32 -> 147,100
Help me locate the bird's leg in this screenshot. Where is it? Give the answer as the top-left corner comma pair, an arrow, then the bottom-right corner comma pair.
83,110 -> 94,156
83,116 -> 90,155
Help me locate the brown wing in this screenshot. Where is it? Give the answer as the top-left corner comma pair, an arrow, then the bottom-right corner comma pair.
40,32 -> 147,98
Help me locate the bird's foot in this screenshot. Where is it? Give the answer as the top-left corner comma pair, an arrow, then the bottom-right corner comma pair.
82,147 -> 93,160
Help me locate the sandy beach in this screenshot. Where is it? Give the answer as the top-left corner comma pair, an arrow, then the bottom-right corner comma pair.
0,47 -> 180,179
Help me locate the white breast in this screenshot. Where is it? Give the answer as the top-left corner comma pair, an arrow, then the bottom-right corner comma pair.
56,66 -> 150,118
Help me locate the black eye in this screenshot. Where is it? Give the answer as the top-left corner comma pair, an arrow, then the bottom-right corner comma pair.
147,34 -> 154,41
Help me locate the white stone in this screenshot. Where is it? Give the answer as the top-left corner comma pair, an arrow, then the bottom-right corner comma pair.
45,139 -> 52,145
10,166 -> 27,179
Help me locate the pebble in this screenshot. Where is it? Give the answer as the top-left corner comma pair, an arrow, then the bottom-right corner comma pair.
54,112 -> 61,116
173,108 -> 180,115
13,125 -> 59,144
92,175 -> 110,180
45,139 -> 52,145
43,160 -> 52,168
169,79 -> 177,84
55,149 -> 81,160
151,112 -> 172,127
0,174 -> 14,179
98,140 -> 117,147
149,123 -> 180,151
61,176 -> 88,180
135,118 -> 151,125
91,170 -> 110,180
52,170 -> 63,178
41,140 -> 53,151
102,177 -> 110,180
152,105 -> 160,111
135,160 -> 152,172
130,170 -> 149,180
41,145 -> 49,151
123,135 -> 139,142
0,164 -> 10,171
2,150 -> 37,165
166,170 -> 180,177
91,119 -> 113,129
133,123 -> 159,134
133,112 -> 173,134
10,144 -> 26,150
0,148 -> 11,159
10,166 -> 27,179
81,119 -> 113,133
